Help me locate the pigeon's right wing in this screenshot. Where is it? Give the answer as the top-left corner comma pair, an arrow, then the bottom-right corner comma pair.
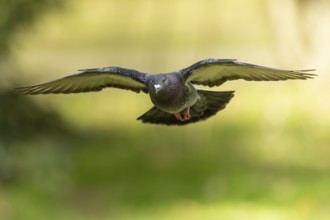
180,59 -> 316,87
15,67 -> 149,94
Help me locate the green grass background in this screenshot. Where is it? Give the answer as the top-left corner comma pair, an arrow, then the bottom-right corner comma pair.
1,0 -> 329,219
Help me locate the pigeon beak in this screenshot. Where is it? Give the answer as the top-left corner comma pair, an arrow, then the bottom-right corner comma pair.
154,84 -> 161,94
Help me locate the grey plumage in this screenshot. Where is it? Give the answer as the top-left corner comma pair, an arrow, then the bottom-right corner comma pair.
15,59 -> 316,125
138,90 -> 235,125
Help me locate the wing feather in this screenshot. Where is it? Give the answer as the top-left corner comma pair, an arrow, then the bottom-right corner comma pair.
181,59 -> 316,87
15,67 -> 149,95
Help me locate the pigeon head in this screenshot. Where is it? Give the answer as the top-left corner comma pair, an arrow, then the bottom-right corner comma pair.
147,74 -> 184,106
149,74 -> 183,95
154,75 -> 170,94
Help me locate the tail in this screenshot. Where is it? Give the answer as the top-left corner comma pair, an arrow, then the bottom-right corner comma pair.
137,90 -> 235,125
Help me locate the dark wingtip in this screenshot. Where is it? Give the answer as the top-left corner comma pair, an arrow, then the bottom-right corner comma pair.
13,85 -> 54,95
297,69 -> 316,72
13,86 -> 31,95
295,68 -> 317,73
291,69 -> 317,80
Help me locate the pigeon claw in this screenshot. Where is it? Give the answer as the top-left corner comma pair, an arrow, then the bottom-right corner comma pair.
174,108 -> 191,121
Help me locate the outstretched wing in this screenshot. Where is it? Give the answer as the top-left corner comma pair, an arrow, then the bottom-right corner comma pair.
15,67 -> 149,95
180,59 -> 316,87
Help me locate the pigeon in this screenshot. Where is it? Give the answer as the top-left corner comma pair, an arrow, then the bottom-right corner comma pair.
15,59 -> 315,125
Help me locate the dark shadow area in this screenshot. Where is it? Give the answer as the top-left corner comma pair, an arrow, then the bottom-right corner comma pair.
0,91 -> 74,142
0,91 -> 75,184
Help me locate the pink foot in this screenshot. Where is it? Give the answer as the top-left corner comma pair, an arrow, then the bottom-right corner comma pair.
174,108 -> 191,121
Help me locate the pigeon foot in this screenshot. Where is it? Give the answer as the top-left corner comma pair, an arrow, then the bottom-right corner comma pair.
175,108 -> 191,121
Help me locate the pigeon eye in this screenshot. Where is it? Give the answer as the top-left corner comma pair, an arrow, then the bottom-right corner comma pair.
162,78 -> 167,83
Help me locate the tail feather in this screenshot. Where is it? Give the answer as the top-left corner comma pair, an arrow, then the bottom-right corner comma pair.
137,90 -> 234,125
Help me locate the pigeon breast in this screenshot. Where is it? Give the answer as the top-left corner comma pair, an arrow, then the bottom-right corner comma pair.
147,74 -> 198,114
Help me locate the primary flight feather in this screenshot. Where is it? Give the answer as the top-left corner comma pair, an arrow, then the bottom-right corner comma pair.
15,59 -> 315,125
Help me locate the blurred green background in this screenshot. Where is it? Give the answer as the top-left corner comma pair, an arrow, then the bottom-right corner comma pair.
1,0 -> 329,219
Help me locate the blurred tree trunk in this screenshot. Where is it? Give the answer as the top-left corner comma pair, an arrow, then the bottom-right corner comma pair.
266,0 -> 305,65
266,0 -> 330,73
0,0 -> 71,184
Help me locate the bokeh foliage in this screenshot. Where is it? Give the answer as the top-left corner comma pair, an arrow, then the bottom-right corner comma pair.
1,0 -> 330,219
0,0 -> 63,54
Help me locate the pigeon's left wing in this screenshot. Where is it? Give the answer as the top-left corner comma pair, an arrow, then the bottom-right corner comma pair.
180,59 -> 316,87
15,67 -> 149,95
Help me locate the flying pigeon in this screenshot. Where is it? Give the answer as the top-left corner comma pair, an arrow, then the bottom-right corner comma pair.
15,59 -> 315,125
